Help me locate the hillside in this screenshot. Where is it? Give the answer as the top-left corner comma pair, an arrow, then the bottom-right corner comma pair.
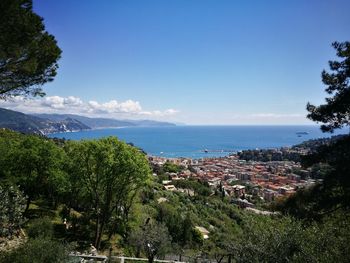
0,108 -> 177,135
0,108 -> 90,135
1,129 -> 349,263
33,113 -> 176,128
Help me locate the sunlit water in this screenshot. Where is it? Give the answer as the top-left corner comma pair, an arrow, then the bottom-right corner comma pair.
49,125 -> 347,158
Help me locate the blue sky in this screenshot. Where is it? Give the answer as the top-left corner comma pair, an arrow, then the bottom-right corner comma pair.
3,0 -> 349,124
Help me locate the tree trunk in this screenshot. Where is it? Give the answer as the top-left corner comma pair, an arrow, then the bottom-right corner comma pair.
148,256 -> 154,263
52,196 -> 58,210
24,196 -> 31,214
136,247 -> 141,258
108,230 -> 113,241
94,216 -> 101,248
95,221 -> 105,250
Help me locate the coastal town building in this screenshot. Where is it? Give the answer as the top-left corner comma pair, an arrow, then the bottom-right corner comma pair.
150,152 -> 312,203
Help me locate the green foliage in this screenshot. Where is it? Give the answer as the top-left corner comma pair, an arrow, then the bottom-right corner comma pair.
1,130 -> 349,262
173,178 -> 211,196
227,212 -> 350,263
276,135 -> 350,219
0,129 -> 23,179
0,185 -> 26,237
0,238 -> 71,263
238,148 -> 301,162
303,135 -> 350,209
129,222 -> 172,263
190,227 -> 204,246
0,0 -> 61,99
27,217 -> 54,239
0,130 -> 153,250
272,186 -> 319,219
64,137 -> 151,248
5,135 -> 68,210
163,161 -> 182,173
300,212 -> 350,263
278,41 -> 350,220
307,41 -> 350,132
294,135 -> 346,152
156,173 -> 170,184
156,203 -> 199,247
229,216 -> 304,262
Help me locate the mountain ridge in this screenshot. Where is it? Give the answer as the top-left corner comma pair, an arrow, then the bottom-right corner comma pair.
0,108 -> 176,135
32,113 -> 176,129
0,108 -> 90,135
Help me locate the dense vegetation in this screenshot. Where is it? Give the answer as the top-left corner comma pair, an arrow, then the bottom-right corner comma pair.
237,148 -> 302,162
0,128 -> 349,262
0,1 -> 349,261
237,135 -> 347,163
276,41 -> 350,220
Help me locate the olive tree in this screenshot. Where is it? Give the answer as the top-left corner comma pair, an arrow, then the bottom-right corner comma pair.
129,221 -> 172,263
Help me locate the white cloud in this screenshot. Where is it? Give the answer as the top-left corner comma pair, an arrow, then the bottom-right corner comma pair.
41,96 -> 84,109
87,99 -> 142,114
0,95 -> 179,119
0,97 -> 308,124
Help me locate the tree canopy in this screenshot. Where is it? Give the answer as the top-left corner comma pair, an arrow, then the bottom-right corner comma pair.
278,41 -> 350,219
0,129 -> 349,261
307,41 -> 350,132
5,135 -> 67,212
65,137 -> 151,249
0,0 -> 61,99
129,221 -> 172,263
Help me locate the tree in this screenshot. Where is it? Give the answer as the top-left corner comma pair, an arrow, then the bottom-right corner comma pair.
203,232 -> 230,263
163,161 -> 182,173
225,213 -> 350,263
129,222 -> 172,263
0,0 -> 61,99
65,137 -> 151,249
229,216 -> 305,263
307,41 -> 350,132
0,129 -> 23,179
288,41 -> 350,217
277,41 -> 350,219
5,135 -> 67,212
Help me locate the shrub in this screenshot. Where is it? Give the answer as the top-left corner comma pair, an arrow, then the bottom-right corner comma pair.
0,238 -> 71,263
27,217 -> 54,239
0,185 -> 26,238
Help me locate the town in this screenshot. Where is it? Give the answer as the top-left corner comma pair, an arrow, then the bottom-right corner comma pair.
149,150 -> 319,209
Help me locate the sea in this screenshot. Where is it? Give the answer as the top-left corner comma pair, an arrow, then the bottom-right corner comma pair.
48,125 -> 347,159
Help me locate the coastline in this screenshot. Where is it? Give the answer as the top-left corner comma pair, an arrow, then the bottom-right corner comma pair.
47,125 -> 348,159
45,126 -> 128,136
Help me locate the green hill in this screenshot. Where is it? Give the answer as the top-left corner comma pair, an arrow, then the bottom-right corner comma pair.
0,108 -> 90,135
